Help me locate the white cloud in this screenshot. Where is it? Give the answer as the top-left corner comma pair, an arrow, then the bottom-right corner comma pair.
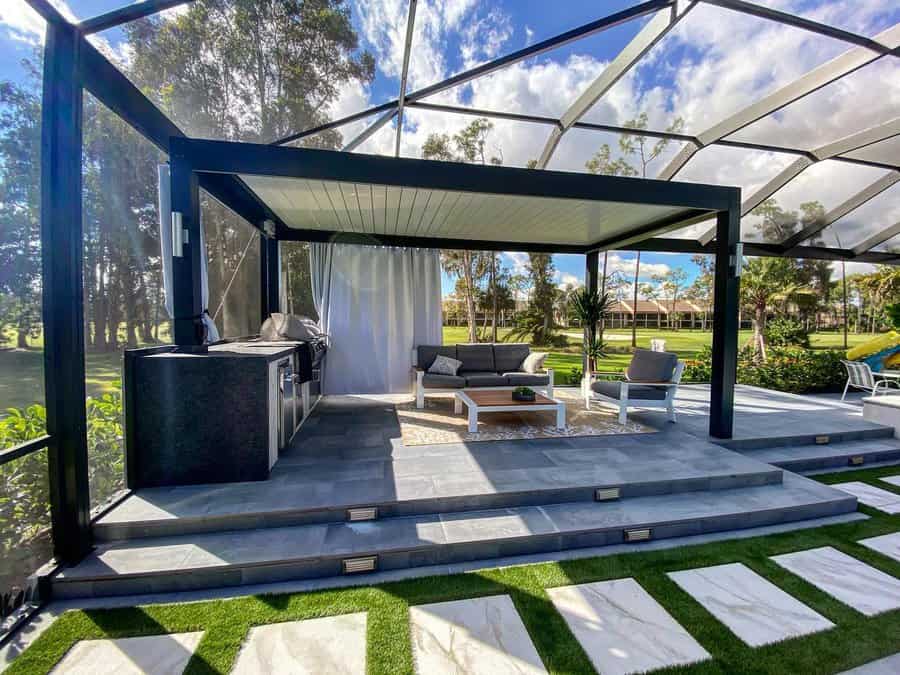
556,272 -> 581,290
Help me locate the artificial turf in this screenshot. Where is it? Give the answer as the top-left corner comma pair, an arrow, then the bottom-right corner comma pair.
7,466 -> 900,675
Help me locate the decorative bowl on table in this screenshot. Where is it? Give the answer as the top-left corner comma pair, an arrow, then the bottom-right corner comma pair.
512,386 -> 536,402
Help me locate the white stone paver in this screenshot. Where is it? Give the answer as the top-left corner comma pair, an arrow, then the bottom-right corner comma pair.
838,653 -> 900,674
772,546 -> 900,616
668,562 -> 833,647
547,578 -> 709,675
51,632 -> 203,675
833,482 -> 900,514
231,613 -> 367,675
879,475 -> 900,489
409,595 -> 546,674
858,532 -> 900,563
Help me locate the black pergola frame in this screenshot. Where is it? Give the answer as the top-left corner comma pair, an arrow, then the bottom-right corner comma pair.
12,0 -> 895,573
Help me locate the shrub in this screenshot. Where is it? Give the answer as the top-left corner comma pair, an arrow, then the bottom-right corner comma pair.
764,316 -> 810,347
681,344 -> 845,394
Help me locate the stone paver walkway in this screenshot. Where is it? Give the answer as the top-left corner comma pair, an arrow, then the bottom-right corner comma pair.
548,578 -> 709,675
771,546 -> 900,616
668,562 -> 833,647
838,652 -> 900,674
231,613 -> 367,675
832,482 -> 900,514
51,632 -> 203,675
409,595 -> 546,674
858,531 -> 900,563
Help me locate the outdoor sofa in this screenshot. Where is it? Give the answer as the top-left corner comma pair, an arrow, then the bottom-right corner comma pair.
413,343 -> 554,409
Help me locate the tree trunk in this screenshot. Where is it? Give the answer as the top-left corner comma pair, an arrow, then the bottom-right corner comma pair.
490,254 -> 498,342
598,252 -> 608,344
842,266 -> 848,350
631,252 -> 640,347
753,303 -> 767,361
462,251 -> 477,343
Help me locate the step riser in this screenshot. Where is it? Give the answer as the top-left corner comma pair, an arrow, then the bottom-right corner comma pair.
718,426 -> 894,451
93,470 -> 783,542
769,447 -> 900,473
55,495 -> 853,600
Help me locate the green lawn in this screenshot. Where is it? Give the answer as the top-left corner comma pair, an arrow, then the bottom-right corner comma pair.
8,465 -> 900,674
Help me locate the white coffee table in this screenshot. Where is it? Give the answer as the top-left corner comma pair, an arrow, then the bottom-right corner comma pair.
454,389 -> 566,433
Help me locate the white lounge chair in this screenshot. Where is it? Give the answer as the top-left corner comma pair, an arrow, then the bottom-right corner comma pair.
586,348 -> 684,424
840,360 -> 900,400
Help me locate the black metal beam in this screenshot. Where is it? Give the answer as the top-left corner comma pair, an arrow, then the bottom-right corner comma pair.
169,152 -> 204,345
709,199 -> 741,439
260,236 -> 280,321
177,137 -> 738,211
272,0 -> 671,145
199,173 -> 289,237
701,0 -> 896,56
584,250 -> 600,377
79,0 -> 196,34
23,0 -> 69,25
40,22 -> 93,563
277,228 -> 589,254
0,436 -> 51,466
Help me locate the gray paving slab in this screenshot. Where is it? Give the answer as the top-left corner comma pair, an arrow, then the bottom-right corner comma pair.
50,632 -> 203,674
839,653 -> 900,675
409,595 -> 546,674
547,578 -> 709,675
832,482 -> 900,514
858,531 -> 900,563
668,563 -> 833,646
231,613 -> 367,675
772,546 -> 900,616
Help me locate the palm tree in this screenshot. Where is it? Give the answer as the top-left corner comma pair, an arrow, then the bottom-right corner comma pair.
569,288 -> 614,376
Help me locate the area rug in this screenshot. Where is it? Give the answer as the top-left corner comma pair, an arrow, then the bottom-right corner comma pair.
396,388 -> 656,445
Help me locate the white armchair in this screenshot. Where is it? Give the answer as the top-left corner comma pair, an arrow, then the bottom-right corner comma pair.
586,348 -> 684,424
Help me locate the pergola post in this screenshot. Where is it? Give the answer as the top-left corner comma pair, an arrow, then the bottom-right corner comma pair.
169,151 -> 203,345
709,198 -> 741,438
40,21 -> 92,562
584,250 -> 599,384
260,235 -> 280,321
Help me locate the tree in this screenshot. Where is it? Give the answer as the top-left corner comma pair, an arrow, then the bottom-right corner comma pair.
509,254 -> 557,344
585,113 -> 684,345
740,256 -> 808,360
423,118 -> 503,341
653,267 -> 688,330
686,254 -> 714,330
641,283 -> 663,328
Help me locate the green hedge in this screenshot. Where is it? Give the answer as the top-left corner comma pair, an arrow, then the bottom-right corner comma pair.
684,345 -> 846,394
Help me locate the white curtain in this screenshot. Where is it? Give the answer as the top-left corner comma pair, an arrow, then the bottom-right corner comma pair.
310,243 -> 442,394
157,163 -> 219,343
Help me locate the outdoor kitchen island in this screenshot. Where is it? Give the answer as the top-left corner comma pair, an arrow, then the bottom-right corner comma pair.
124,340 -> 320,488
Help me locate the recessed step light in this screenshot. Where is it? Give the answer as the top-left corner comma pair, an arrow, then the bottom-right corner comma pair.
347,507 -> 378,522
624,528 -> 651,542
815,435 -> 830,445
342,556 -> 377,574
849,455 -> 865,466
594,487 -> 621,502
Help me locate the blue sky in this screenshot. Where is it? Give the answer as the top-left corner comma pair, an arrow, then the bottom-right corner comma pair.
2,0 -> 897,295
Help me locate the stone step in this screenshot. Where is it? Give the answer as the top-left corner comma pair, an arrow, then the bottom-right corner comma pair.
93,444 -> 783,541
52,473 -> 855,599
740,437 -> 900,473
718,424 -> 894,451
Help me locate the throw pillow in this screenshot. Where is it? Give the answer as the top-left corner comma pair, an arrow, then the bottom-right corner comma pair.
522,352 -> 547,374
428,354 -> 462,376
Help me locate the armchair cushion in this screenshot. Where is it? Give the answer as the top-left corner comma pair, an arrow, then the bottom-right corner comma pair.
522,352 -> 548,374
422,373 -> 465,389
505,372 -> 550,386
464,372 -> 508,387
591,380 -> 667,400
457,344 -> 495,373
493,343 -> 530,372
627,348 -> 678,383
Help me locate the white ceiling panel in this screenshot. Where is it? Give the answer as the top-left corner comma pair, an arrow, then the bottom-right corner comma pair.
240,175 -> 698,248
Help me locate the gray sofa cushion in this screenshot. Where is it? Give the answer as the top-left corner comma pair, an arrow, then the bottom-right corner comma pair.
417,345 -> 457,370
422,373 -> 465,389
493,343 -> 530,373
456,344 -> 495,373
464,372 -> 508,387
626,348 -> 678,383
505,372 -> 550,386
591,380 -> 667,400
